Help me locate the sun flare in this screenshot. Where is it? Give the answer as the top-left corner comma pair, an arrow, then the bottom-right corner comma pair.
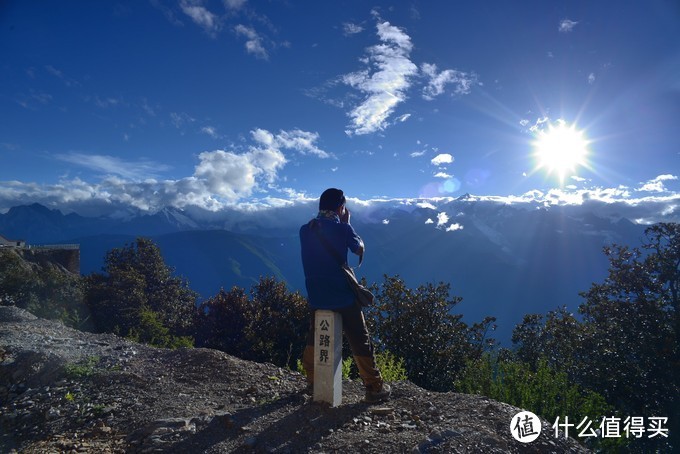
533,121 -> 589,182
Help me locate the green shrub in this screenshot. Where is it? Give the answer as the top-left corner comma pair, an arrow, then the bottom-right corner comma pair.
375,350 -> 407,381
0,249 -> 90,330
296,351 -> 406,383
296,359 -> 306,376
85,238 -> 197,340
366,275 -> 495,391
64,356 -> 100,379
342,356 -> 353,379
128,307 -> 194,349
196,277 -> 308,369
337,350 -> 406,381
456,354 -> 612,430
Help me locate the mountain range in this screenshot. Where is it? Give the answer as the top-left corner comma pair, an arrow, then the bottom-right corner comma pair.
0,200 -> 648,344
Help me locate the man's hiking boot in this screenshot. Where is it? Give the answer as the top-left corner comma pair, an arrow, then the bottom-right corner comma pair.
365,383 -> 391,403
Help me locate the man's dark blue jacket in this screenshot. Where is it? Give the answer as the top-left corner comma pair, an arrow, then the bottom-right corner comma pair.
299,215 -> 362,310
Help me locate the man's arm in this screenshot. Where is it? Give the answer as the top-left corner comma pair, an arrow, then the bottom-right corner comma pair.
355,238 -> 365,256
342,207 -> 365,256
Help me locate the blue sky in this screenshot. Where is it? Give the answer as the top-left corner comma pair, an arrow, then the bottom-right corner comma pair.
1,0 -> 679,219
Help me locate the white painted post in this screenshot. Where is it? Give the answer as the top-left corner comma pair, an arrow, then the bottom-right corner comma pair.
313,310 -> 342,406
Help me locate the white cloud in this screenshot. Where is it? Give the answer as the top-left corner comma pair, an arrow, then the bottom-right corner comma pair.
45,65 -> 79,87
45,65 -> 64,78
588,73 -> 596,84
201,126 -> 219,138
224,0 -> 246,10
434,172 -> 452,179
250,128 -> 275,147
445,223 -> 463,232
355,188 -> 680,226
2,180 -> 679,225
248,148 -> 287,182
160,1 -> 269,59
637,174 -> 678,193
342,21 -> 418,135
559,19 -> 578,33
528,116 -> 550,133
141,98 -> 157,117
170,112 -> 196,129
417,202 -> 436,210
235,24 -> 268,60
180,0 -> 220,35
431,153 -> 454,166
190,138 -> 288,199
194,150 -> 262,199
343,22 -> 363,36
16,90 -> 53,109
11,128 -> 325,213
382,219 -> 390,225
421,63 -> 477,100
93,96 -> 121,109
252,128 -> 330,158
276,129 -> 329,158
55,153 -> 171,181
410,151 -> 425,157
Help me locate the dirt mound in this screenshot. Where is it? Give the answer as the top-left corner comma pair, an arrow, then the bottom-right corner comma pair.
0,307 -> 588,453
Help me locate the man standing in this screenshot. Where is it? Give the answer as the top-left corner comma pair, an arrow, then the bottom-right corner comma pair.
299,188 -> 390,403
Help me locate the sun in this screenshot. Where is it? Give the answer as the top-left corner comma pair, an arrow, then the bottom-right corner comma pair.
533,121 -> 590,182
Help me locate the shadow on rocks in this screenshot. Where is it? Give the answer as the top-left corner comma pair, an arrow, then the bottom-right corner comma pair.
162,392 -> 369,453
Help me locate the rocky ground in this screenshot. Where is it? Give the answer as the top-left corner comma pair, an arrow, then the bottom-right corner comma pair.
0,306 -> 589,453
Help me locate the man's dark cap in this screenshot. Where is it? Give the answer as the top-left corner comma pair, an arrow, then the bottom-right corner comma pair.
319,188 -> 346,211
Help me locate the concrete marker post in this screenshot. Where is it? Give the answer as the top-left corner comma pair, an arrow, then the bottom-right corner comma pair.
313,310 -> 342,406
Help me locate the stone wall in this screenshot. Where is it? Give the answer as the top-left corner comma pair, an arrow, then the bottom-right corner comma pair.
18,248 -> 80,275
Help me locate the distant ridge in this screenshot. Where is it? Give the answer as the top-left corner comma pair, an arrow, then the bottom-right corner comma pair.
0,202 -> 648,343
